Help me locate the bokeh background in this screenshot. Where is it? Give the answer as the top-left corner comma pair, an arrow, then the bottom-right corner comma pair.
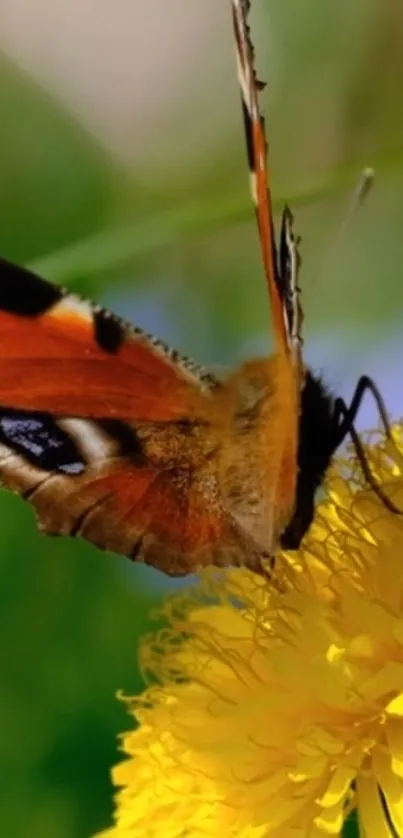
0,1 -> 402,836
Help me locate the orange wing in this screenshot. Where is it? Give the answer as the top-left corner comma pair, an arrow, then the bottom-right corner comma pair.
0,257 -> 215,421
231,0 -> 304,544
231,0 -> 303,375
0,258 -> 264,575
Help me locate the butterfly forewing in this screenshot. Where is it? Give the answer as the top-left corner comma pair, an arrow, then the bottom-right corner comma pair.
230,0 -> 303,550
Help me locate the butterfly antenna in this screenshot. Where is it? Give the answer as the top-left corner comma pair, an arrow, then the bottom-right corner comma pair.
231,0 -> 303,373
312,167 -> 375,292
336,167 -> 375,237
332,375 -> 401,514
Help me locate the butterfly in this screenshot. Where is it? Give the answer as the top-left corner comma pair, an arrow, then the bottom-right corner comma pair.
0,0 -> 397,577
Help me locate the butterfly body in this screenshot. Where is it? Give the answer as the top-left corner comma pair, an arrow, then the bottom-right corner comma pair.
215,355 -> 300,553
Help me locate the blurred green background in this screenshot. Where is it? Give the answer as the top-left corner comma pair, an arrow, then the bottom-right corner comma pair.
0,1 -> 402,836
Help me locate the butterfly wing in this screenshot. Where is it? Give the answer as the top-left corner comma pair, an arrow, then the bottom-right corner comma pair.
0,257 -> 216,420
231,0 -> 304,544
231,0 -> 302,368
0,258 -> 261,575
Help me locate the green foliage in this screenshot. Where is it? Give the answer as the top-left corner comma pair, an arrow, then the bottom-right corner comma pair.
0,55 -> 118,264
343,810 -> 359,838
0,490 -> 158,838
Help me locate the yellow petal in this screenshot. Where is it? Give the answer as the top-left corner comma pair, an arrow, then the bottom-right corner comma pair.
372,745 -> 403,802
316,766 -> 356,808
356,774 -> 391,838
314,802 -> 344,835
386,694 -> 403,716
386,719 -> 403,778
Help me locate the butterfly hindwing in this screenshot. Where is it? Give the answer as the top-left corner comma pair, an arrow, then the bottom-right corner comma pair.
0,258 -> 265,574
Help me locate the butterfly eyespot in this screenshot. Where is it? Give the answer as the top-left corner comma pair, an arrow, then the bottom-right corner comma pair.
0,410 -> 86,475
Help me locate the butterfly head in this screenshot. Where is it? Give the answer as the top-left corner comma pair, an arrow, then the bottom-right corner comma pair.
280,371 -> 336,550
281,370 -> 401,551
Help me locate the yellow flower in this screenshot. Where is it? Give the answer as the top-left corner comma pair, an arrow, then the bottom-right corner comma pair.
98,427 -> 403,838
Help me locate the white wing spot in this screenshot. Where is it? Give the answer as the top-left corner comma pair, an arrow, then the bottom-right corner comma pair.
58,419 -> 115,464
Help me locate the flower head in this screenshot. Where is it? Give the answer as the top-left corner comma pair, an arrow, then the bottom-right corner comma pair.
98,427 -> 403,838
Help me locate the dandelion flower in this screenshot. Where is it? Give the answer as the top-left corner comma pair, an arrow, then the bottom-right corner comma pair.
98,427 -> 403,838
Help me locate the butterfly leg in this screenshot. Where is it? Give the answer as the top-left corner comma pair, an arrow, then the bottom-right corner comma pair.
332,374 -> 393,447
332,378 -> 401,515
